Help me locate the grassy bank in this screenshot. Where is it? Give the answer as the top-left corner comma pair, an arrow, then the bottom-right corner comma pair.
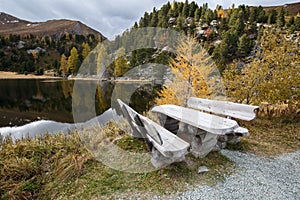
228,117 -> 300,157
1,117 -> 299,199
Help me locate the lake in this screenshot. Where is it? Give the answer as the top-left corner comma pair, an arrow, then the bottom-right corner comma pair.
0,79 -> 160,127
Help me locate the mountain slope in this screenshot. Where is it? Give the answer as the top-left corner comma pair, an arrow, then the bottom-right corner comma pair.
0,12 -> 104,38
263,2 -> 300,15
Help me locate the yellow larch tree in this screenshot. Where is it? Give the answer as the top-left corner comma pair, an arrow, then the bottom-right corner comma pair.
32,50 -> 38,64
82,42 -> 91,60
114,47 -> 129,78
155,36 -> 215,106
68,47 -> 80,75
96,44 -> 109,76
59,54 -> 68,77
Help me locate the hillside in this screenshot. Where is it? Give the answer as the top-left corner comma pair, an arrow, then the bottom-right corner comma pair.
0,12 -> 106,75
262,2 -> 300,15
0,12 -> 104,38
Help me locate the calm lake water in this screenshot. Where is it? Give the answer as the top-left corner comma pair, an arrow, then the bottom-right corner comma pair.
0,79 -> 159,127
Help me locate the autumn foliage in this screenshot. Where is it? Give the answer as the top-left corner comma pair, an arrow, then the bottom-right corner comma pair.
223,29 -> 300,105
155,36 -> 216,106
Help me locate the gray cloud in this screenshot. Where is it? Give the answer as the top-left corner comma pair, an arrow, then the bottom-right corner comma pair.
0,0 -> 297,39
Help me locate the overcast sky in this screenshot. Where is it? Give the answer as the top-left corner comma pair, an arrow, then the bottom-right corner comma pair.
0,0 -> 298,39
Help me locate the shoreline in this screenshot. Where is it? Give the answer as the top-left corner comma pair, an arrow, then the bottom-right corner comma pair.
0,71 -> 62,80
0,71 -> 153,83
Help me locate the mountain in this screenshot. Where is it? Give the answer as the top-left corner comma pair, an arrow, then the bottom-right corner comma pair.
0,12 -> 105,38
261,2 -> 300,15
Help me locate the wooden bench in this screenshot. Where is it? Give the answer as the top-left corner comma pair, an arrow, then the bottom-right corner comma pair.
187,97 -> 259,121
187,97 -> 259,147
117,99 -> 190,168
151,98 -> 259,157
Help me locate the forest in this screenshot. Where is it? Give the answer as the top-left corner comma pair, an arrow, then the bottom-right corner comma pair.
112,1 -> 300,72
1,1 -> 300,78
0,33 -> 101,75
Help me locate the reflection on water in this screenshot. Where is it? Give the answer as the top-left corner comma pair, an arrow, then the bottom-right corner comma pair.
0,79 -> 160,127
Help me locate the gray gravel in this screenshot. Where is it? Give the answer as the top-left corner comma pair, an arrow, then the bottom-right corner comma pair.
176,150 -> 300,200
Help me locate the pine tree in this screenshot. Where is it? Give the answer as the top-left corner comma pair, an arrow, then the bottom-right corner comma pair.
176,14 -> 185,30
234,18 -> 245,35
194,7 -> 201,22
277,8 -> 286,27
256,6 -> 267,23
172,1 -> 179,17
249,7 -> 258,23
287,16 -> 295,27
150,8 -> 158,27
204,9 -> 214,24
238,34 -> 252,57
188,1 -> 197,18
267,9 -> 277,24
158,11 -> 168,28
295,17 -> 300,30
182,0 -> 189,18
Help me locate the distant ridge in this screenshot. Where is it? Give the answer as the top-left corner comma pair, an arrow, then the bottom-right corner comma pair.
0,12 -> 105,39
258,2 -> 300,15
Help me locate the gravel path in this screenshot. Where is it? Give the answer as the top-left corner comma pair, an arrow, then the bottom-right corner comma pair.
176,150 -> 300,200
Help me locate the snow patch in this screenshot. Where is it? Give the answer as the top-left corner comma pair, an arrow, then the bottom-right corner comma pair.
0,109 -> 120,142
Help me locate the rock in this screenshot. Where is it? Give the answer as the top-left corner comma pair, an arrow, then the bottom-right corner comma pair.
198,166 -> 210,174
227,136 -> 241,144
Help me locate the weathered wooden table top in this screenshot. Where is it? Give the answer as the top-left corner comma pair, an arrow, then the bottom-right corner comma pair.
152,105 -> 239,135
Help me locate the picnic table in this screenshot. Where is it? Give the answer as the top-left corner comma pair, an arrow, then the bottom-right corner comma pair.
151,98 -> 258,157
117,97 -> 258,167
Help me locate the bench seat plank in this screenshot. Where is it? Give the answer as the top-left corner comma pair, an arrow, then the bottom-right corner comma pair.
117,99 -> 190,159
187,97 -> 259,121
141,117 -> 190,158
151,105 -> 240,135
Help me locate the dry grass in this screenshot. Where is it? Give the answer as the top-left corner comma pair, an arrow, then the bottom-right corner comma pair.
2,116 -> 298,199
227,117 -> 300,157
0,132 -> 93,199
0,121 -> 235,199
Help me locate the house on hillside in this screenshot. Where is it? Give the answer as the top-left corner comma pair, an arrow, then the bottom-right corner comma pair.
27,47 -> 46,54
185,17 -> 193,26
210,20 -> 218,27
17,41 -> 25,49
168,17 -> 176,24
